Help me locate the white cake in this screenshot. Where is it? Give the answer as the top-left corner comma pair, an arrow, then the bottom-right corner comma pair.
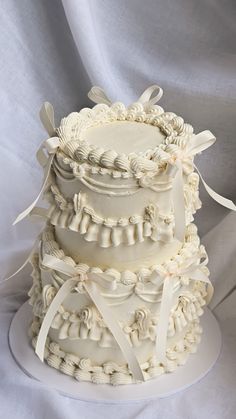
26,85 -> 215,385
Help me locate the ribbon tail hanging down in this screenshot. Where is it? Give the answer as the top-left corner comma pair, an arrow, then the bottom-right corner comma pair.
172,129 -> 236,243
186,130 -> 236,211
3,236 -> 40,283
13,153 -> 55,225
36,255 -> 145,382
194,164 -> 236,211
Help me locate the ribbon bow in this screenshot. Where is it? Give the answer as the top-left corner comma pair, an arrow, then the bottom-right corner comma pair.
172,130 -> 236,242
36,254 -> 144,382
150,253 -> 214,363
13,103 -> 60,225
88,84 -> 163,109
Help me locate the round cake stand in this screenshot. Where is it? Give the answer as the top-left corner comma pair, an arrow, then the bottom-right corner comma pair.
9,301 -> 221,403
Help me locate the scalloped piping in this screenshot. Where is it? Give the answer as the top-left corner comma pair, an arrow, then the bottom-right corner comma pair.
29,265 -> 207,346
44,184 -> 175,247
40,223 -> 207,286
30,319 -> 203,385
55,101 -> 195,176
53,153 -> 175,194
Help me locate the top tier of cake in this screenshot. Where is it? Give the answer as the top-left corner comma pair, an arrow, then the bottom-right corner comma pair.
44,95 -> 201,271
56,101 -> 195,176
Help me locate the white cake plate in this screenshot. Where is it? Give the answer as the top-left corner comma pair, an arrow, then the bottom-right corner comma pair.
9,301 -> 221,402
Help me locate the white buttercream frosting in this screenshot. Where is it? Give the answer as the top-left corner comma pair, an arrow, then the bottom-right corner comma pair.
37,222 -> 204,285
27,86 -> 213,385
30,317 -> 203,385
56,101 -> 195,177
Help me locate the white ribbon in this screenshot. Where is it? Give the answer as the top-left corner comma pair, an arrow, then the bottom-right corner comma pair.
3,236 -> 41,282
172,130 -> 236,242
88,84 -> 163,109
13,137 -> 59,225
13,102 -> 60,225
39,102 -> 56,137
150,254 -> 214,363
193,164 -> 236,211
137,85 -> 163,109
181,130 -> 236,211
88,86 -> 112,106
172,159 -> 186,242
36,254 -> 145,382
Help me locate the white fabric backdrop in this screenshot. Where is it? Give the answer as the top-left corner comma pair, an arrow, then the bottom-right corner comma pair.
0,0 -> 236,417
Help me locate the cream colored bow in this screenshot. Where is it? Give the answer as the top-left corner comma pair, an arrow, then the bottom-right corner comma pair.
88,84 -> 163,109
172,130 -> 236,242
36,254 -> 145,382
13,103 -> 60,225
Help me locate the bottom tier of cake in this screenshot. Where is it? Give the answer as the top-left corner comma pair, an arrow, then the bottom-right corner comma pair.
28,223 -> 212,385
29,318 -> 202,385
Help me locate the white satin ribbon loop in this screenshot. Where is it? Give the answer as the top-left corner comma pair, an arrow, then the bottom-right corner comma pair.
87,84 -> 163,109
36,254 -> 144,381
186,130 -> 216,156
88,86 -> 112,106
151,257 -> 213,363
39,102 -> 56,136
13,137 -> 60,225
137,84 -> 163,108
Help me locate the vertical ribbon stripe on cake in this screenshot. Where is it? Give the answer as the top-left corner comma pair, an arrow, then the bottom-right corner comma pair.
35,255 -> 145,382
172,159 -> 186,243
150,254 -> 214,363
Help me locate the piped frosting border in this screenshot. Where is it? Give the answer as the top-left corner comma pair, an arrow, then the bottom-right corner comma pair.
29,318 -> 203,385
40,223 -> 208,286
56,102 -> 195,177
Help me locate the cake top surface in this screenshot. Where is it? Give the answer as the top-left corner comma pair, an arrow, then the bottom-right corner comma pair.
55,93 -> 195,177
83,120 -> 165,154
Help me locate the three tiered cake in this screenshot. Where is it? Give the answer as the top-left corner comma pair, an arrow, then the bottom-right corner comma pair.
19,85 -> 218,385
